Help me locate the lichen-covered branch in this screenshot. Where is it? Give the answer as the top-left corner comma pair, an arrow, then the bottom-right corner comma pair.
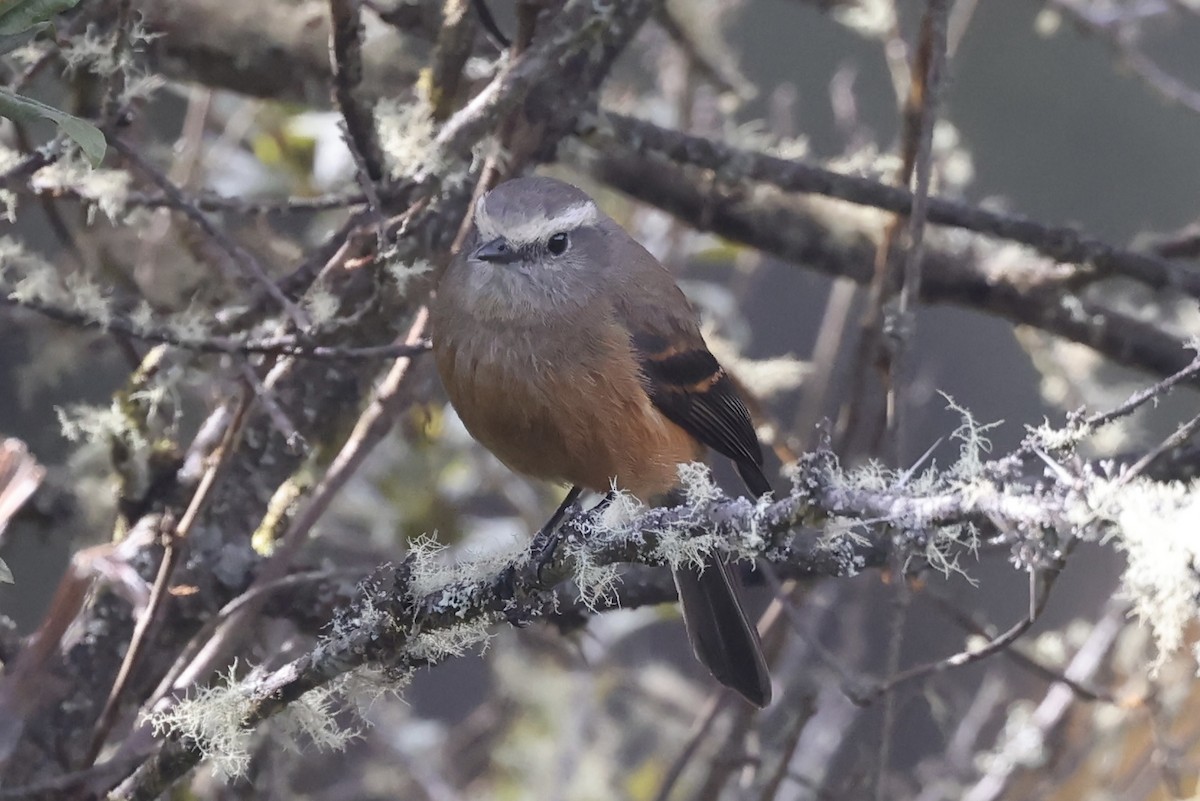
109,405 -> 1176,799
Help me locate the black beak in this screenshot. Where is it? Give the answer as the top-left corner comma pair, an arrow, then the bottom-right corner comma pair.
473,237 -> 518,264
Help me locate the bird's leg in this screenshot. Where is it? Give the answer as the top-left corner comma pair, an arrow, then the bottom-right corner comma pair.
531,485 -> 584,583
532,488 -> 617,583
501,487 -> 586,626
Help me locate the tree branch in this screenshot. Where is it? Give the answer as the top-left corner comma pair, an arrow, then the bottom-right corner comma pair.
582,112 -> 1200,299
107,430 -> 1098,798
574,132 -> 1198,384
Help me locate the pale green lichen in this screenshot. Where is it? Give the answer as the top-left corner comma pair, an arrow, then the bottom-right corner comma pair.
383,256 -> 433,294
406,532 -> 525,601
271,682 -> 361,756
301,285 -> 341,327
144,663 -> 257,779
166,304 -> 217,344
145,663 -> 362,781
31,153 -> 131,224
408,618 -> 493,662
62,271 -> 113,326
1088,476 -> 1200,673
375,97 -> 442,180
56,401 -> 146,449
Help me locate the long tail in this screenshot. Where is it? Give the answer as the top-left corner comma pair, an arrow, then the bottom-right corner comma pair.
674,557 -> 772,706
671,460 -> 774,707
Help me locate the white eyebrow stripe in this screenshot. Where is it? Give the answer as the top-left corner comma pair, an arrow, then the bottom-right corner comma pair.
474,201 -> 600,246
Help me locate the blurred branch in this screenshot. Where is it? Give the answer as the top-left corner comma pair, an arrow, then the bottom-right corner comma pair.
0,439 -> 44,541
575,127 -> 1198,384
961,602 -> 1127,801
0,290 -> 432,360
428,0 -> 478,120
654,1 -> 755,101
1052,0 -> 1200,115
329,0 -> 388,208
1151,223 -> 1200,260
581,112 -> 1200,299
134,0 -> 431,105
891,0 -> 950,457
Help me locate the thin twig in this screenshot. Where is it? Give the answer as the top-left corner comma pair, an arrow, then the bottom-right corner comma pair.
329,0 -> 387,250
923,584 -> 1119,704
1081,355 -> 1200,430
961,602 -> 1127,801
872,572 -> 911,801
109,137 -> 311,328
82,391 -> 252,767
789,278 -> 857,451
651,694 -> 731,801
237,362 -> 307,454
866,568 -> 1051,701
1117,412 -> 1200,485
890,0 -> 950,461
1052,0 -> 1200,115
0,290 -> 430,360
756,694 -> 817,801
100,0 -> 135,126
470,0 -> 511,49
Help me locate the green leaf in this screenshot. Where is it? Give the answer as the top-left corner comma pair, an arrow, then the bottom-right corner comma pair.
0,88 -> 106,165
0,0 -> 81,36
0,557 -> 12,584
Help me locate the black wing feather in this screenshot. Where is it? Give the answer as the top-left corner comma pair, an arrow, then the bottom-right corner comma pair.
635,340 -> 771,497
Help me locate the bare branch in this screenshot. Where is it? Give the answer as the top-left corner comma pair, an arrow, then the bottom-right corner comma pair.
582,112 -> 1200,299
577,131 -> 1197,384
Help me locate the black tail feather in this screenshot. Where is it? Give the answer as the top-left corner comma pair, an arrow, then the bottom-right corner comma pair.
663,462 -> 775,706
674,556 -> 772,707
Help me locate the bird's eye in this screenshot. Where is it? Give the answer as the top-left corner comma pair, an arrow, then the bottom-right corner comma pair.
547,232 -> 569,256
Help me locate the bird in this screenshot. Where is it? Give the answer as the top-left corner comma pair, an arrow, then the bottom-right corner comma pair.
430,175 -> 773,706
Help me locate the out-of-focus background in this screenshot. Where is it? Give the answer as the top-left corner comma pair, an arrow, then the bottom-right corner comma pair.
1,1 -> 1199,799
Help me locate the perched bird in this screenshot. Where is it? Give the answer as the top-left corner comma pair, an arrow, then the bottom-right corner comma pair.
431,176 -> 772,706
